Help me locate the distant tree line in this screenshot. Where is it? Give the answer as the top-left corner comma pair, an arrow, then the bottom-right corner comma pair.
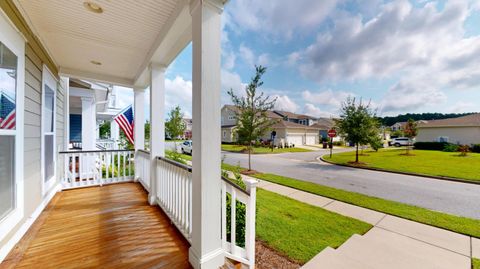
378,112 -> 476,127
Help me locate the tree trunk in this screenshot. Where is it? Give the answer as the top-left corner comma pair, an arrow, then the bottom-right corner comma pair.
248,141 -> 252,171
356,143 -> 359,163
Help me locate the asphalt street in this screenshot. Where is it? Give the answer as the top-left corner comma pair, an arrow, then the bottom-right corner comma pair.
221,149 -> 480,219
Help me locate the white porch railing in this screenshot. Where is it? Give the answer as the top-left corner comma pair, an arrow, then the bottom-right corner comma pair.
96,139 -> 117,150
156,157 -> 193,241
135,149 -> 151,191
154,157 -> 257,268
221,176 -> 257,268
60,149 -> 134,189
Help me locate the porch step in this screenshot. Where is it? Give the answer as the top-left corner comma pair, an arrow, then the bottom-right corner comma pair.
302,228 -> 470,269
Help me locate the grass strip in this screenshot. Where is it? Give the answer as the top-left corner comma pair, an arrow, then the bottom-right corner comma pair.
256,189 -> 371,264
253,173 -> 480,238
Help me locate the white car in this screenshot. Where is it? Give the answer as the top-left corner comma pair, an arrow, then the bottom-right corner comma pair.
390,137 -> 413,147
181,140 -> 192,154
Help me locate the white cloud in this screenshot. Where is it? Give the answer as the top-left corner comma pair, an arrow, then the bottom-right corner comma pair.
379,79 -> 447,113
273,95 -> 298,112
293,0 -> 477,87
239,44 -> 255,66
165,76 -> 192,118
303,103 -> 337,118
225,0 -> 339,39
449,101 -> 476,113
301,89 -> 354,108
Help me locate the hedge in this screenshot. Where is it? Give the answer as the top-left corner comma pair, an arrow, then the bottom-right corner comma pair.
413,142 -> 451,151
472,144 -> 480,153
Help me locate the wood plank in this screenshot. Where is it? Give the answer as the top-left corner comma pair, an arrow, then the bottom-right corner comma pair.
1,183 -> 191,269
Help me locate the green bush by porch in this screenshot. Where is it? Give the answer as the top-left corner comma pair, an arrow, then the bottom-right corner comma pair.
327,148 -> 480,182
473,258 -> 480,269
221,144 -> 311,154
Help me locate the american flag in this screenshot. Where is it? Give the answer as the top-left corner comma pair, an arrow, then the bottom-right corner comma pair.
114,105 -> 134,144
0,92 -> 15,129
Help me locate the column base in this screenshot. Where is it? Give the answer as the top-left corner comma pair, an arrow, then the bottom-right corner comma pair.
189,247 -> 225,269
148,194 -> 156,206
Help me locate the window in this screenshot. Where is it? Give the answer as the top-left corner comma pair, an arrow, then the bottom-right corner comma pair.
0,13 -> 24,240
228,115 -> 235,121
438,136 -> 449,143
42,66 -> 57,194
223,130 -> 226,138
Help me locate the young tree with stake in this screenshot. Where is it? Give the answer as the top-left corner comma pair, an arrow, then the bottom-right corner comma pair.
403,118 -> 418,155
228,65 -> 278,171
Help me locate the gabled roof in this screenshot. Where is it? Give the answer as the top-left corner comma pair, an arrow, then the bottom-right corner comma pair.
274,110 -> 315,120
310,123 -> 331,130
418,114 -> 480,128
271,120 -> 320,130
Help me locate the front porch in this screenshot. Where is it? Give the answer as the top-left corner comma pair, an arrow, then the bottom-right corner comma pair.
2,183 -> 191,269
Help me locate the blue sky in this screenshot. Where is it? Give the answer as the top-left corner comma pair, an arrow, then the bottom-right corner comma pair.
119,0 -> 480,119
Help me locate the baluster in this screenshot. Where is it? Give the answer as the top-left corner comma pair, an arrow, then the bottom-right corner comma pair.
245,179 -> 258,265
122,151 -> 126,180
72,153 -> 77,187
117,151 -> 120,182
221,181 -> 227,248
231,188 -> 237,254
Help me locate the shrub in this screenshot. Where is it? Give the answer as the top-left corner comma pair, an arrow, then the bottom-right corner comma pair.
458,145 -> 469,156
472,144 -> 480,153
414,142 -> 450,151
443,143 -> 459,152
333,141 -> 344,146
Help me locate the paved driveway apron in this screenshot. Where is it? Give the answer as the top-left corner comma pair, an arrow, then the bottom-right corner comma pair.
221,150 -> 480,219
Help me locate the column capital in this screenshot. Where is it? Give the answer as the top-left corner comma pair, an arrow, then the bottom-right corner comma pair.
189,0 -> 225,15
149,62 -> 167,72
80,96 -> 94,103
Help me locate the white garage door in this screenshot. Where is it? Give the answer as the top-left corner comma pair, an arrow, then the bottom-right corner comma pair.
287,135 -> 303,146
305,135 -> 316,145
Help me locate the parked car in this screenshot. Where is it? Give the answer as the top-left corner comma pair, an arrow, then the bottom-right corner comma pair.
389,137 -> 413,147
181,140 -> 192,154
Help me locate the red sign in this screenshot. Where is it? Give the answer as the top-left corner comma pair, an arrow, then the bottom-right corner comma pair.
328,129 -> 337,138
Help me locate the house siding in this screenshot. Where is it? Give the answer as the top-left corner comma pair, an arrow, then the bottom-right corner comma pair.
417,126 -> 480,145
0,3 -> 65,255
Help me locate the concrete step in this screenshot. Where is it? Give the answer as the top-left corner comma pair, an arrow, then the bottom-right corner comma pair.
335,227 -> 470,269
302,247 -> 369,269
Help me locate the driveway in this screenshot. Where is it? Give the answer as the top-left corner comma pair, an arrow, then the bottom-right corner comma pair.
221,149 -> 480,219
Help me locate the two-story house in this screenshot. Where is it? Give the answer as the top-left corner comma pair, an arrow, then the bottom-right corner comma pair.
221,105 -> 320,146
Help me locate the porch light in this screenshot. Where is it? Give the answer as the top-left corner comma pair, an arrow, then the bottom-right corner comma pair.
90,60 -> 102,65
83,2 -> 103,14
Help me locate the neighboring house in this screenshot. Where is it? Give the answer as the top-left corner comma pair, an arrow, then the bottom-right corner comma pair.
390,122 -> 407,132
0,1 -> 255,269
182,118 -> 192,139
417,114 -> 480,145
221,105 -> 320,145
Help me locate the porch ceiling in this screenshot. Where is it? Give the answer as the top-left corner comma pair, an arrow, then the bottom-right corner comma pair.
13,0 -> 191,87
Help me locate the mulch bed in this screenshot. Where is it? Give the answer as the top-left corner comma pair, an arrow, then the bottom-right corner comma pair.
241,169 -> 259,175
256,241 -> 301,269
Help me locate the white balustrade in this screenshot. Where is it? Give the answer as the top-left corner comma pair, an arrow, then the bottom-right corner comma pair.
60,149 -> 134,189
221,177 -> 258,268
135,149 -> 151,191
155,157 -> 193,241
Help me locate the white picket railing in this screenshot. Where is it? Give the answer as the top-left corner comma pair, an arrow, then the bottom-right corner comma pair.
60,149 -> 134,189
96,139 -> 117,150
221,176 -> 257,268
135,149 -> 151,191
156,157 -> 193,241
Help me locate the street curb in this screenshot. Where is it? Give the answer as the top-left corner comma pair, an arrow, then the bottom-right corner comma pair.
318,155 -> 480,186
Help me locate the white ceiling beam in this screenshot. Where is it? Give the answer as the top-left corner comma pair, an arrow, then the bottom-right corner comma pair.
59,67 -> 134,88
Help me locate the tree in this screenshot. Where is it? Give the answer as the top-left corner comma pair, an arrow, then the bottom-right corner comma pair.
99,121 -> 111,139
403,118 -> 418,155
335,97 -> 379,163
228,65 -> 277,171
165,105 -> 186,142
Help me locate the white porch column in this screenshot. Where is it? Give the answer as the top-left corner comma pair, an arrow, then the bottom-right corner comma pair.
134,88 -> 146,151
110,120 -> 119,149
81,96 -> 96,150
189,0 -> 224,268
149,64 -> 166,205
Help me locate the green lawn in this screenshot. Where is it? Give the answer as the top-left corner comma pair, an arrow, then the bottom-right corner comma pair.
327,148 -> 480,182
253,173 -> 480,239
221,144 -> 311,154
256,189 -> 371,264
473,258 -> 480,269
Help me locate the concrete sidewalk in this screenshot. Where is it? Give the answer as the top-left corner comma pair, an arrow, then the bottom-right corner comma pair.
250,177 -> 479,269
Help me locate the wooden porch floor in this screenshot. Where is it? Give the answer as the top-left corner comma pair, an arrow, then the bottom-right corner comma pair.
1,183 -> 191,269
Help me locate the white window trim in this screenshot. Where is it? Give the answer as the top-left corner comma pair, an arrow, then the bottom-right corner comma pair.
0,12 -> 25,242
41,65 -> 57,196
